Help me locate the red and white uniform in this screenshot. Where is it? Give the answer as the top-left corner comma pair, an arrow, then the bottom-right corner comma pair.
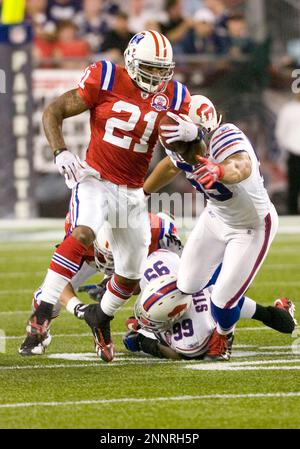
77,61 -> 190,188
55,61 -> 190,280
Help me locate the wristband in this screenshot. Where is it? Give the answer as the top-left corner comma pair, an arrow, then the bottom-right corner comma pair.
53,148 -> 68,161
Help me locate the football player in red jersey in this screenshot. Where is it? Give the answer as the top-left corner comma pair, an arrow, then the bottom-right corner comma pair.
19,31 -> 199,362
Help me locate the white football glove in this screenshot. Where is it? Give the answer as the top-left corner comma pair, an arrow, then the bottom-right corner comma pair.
160,111 -> 198,144
55,150 -> 85,188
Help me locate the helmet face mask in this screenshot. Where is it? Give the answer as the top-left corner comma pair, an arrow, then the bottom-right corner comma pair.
135,275 -> 192,332
124,31 -> 175,94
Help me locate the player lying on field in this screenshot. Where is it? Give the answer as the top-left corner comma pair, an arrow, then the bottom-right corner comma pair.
19,212 -> 182,356
143,94 -> 280,360
60,216 -> 296,362
122,274 -> 296,361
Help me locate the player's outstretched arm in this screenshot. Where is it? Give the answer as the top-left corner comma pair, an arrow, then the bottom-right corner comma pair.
220,152 -> 252,184
144,156 -> 181,194
195,152 -> 252,189
43,89 -> 89,152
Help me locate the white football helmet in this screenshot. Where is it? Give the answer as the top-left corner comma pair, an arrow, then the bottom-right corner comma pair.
188,95 -> 221,132
94,222 -> 114,276
134,274 -> 192,332
124,30 -> 175,94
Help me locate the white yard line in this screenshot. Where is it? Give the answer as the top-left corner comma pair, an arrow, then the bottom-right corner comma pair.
1,392 -> 300,409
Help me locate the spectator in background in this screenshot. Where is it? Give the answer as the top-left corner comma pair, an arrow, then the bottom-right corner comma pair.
101,12 -> 133,64
160,0 -> 194,55
52,20 -> 91,68
126,0 -> 167,35
217,13 -> 255,57
275,92 -> 300,215
46,0 -> 82,25
26,0 -> 56,66
76,0 -> 120,54
205,0 -> 229,34
193,8 -> 217,55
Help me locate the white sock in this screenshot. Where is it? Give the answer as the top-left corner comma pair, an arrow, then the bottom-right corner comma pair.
66,297 -> 83,315
101,275 -> 133,317
240,296 -> 257,318
101,289 -> 128,316
39,269 -> 69,305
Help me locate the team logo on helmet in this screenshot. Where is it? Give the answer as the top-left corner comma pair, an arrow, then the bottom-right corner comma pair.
130,33 -> 145,45
151,93 -> 169,111
196,103 -> 214,122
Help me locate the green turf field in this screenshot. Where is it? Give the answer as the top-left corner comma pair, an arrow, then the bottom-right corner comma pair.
0,234 -> 299,429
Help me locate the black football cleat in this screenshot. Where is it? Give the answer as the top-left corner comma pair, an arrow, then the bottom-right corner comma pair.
83,303 -> 114,362
19,317 -> 51,356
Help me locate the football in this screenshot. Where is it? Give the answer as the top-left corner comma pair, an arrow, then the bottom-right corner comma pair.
158,114 -> 206,164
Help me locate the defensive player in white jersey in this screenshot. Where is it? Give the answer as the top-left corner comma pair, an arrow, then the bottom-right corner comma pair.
143,95 -> 279,360
123,251 -> 296,361
59,214 -> 295,361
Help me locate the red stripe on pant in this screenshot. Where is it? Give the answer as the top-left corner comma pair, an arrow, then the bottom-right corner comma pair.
225,213 -> 272,309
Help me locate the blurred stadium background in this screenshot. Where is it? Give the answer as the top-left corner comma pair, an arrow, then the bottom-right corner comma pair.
0,0 -> 300,223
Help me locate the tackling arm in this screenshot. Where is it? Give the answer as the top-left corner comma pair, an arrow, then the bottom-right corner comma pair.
220,152 -> 252,184
43,89 -> 89,152
143,156 -> 181,194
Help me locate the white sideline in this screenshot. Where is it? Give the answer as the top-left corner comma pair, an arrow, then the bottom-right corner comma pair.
1,392 -> 300,409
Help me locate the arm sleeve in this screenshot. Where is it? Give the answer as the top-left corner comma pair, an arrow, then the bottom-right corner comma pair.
210,124 -> 249,163
77,62 -> 102,109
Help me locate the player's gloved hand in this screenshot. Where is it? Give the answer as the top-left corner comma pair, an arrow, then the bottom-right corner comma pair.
193,155 -> 224,189
54,149 -> 85,188
123,331 -> 142,352
160,112 -> 199,144
78,277 -> 111,302
125,316 -> 140,332
165,233 -> 183,253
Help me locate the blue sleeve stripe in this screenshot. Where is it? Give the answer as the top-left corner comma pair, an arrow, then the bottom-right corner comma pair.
100,60 -> 107,89
100,61 -> 116,91
213,138 -> 244,157
170,81 -> 178,109
107,62 -> 116,91
211,131 -> 242,150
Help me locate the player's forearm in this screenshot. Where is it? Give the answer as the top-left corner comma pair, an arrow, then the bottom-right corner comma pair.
220,153 -> 252,184
144,156 -> 180,193
60,283 -> 77,307
43,89 -> 88,152
43,104 -> 66,151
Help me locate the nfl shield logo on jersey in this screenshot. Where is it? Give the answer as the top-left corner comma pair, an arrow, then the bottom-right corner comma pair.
151,93 -> 169,111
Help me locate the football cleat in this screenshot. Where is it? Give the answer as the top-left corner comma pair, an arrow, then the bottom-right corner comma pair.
19,317 -> 51,356
204,329 -> 230,362
83,303 -> 115,362
274,297 -> 298,325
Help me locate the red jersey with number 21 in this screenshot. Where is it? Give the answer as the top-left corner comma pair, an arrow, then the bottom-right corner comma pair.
77,61 -> 190,188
